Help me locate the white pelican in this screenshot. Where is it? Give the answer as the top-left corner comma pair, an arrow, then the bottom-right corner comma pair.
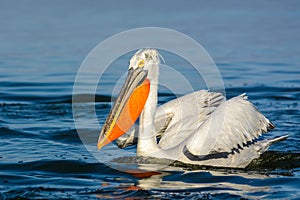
97,49 -> 288,168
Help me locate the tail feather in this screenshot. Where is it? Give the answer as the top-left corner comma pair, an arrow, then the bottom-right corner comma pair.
253,134 -> 289,161
267,135 -> 289,146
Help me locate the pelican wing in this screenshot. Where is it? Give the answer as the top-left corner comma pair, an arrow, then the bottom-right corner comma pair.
185,94 -> 275,157
157,90 -> 226,149
156,90 -> 225,132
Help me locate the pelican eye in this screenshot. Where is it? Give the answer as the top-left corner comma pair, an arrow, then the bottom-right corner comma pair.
137,59 -> 145,68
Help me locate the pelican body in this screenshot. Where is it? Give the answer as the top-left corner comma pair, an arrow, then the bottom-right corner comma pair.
97,49 -> 288,168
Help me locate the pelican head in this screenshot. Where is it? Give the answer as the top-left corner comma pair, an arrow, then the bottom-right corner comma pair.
97,49 -> 160,149
129,49 -> 160,69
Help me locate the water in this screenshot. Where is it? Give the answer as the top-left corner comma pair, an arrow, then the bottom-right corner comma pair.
1,0 -> 300,199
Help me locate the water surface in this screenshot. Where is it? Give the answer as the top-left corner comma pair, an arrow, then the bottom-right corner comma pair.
0,1 -> 300,199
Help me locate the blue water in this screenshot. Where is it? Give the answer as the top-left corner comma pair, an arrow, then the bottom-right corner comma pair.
1,1 -> 300,199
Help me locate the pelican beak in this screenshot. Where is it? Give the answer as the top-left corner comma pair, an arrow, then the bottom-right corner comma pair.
97,67 -> 150,150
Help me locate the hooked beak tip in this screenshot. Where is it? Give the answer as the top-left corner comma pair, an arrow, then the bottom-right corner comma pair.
97,137 -> 109,150
97,142 -> 103,150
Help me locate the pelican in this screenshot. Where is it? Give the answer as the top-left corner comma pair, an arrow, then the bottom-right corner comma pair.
97,49 -> 288,168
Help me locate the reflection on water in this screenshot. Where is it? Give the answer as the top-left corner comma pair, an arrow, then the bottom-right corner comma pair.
91,150 -> 300,199
137,171 -> 270,198
93,157 -> 300,199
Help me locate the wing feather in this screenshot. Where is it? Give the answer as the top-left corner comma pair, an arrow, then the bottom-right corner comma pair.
186,94 -> 274,155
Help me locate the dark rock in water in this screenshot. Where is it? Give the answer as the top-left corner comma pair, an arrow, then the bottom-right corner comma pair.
247,151 -> 300,170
